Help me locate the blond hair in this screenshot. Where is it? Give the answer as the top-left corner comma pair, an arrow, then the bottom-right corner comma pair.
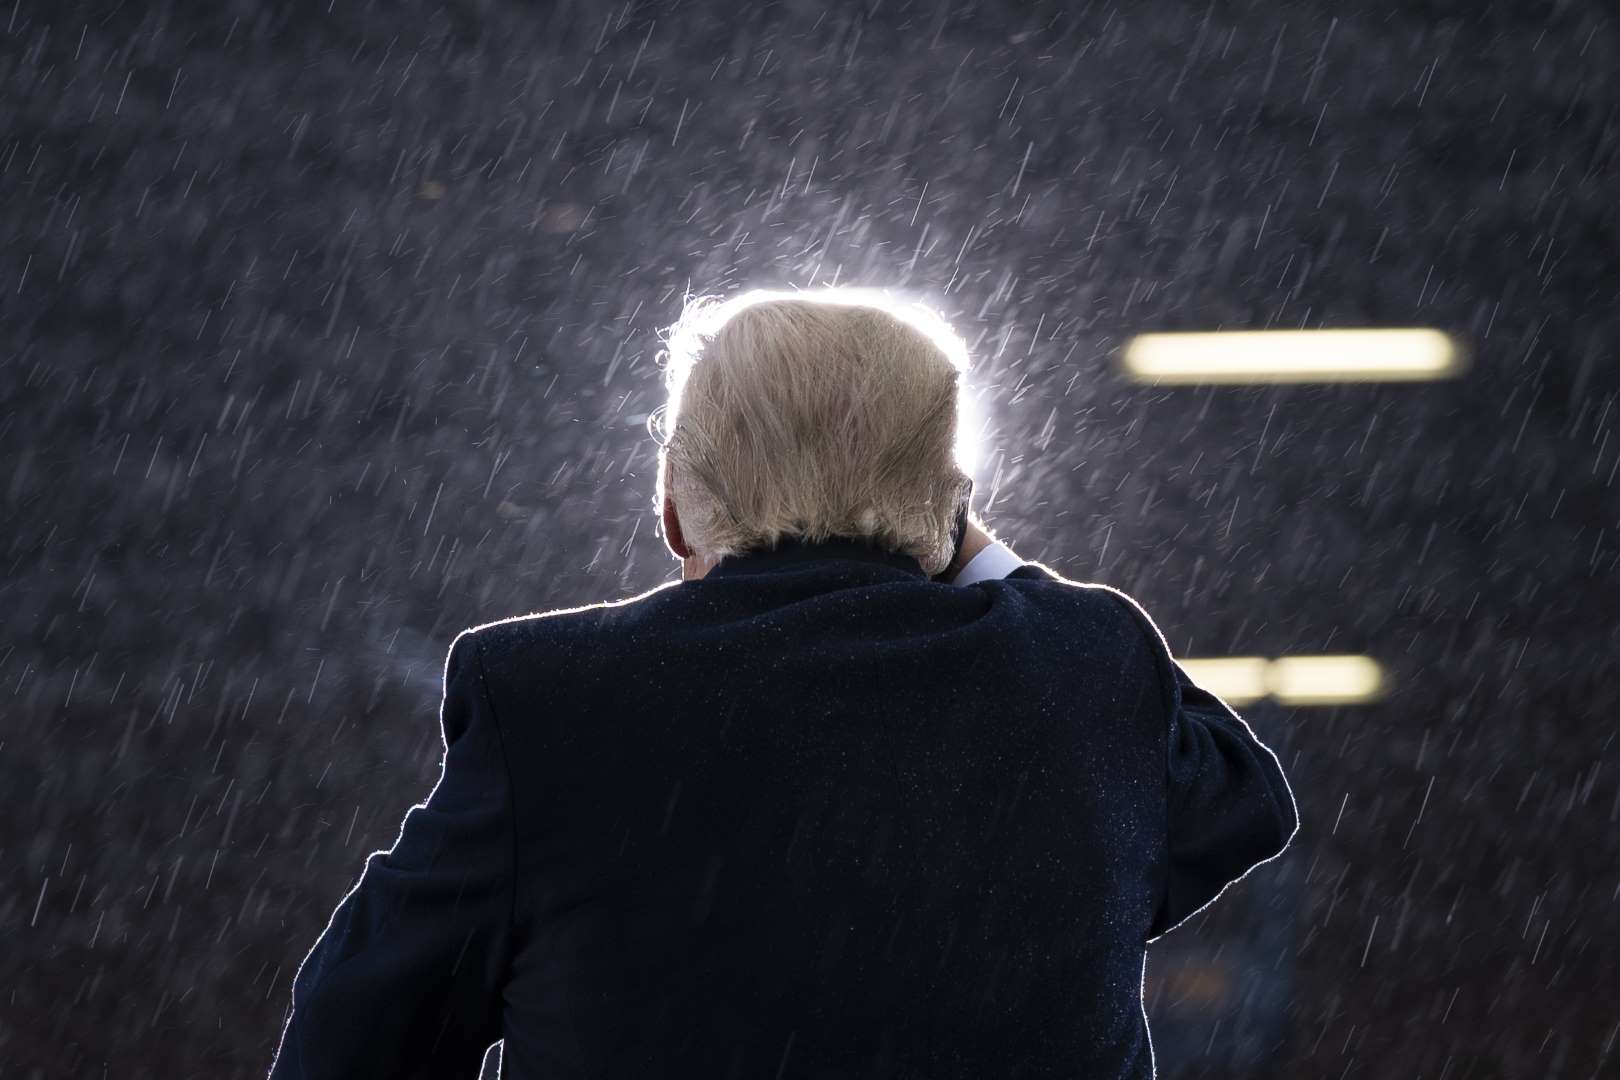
654,288 -> 974,577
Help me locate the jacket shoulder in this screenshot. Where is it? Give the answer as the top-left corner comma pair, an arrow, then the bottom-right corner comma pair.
455,579 -> 683,670
1005,561 -> 1170,662
1009,561 -> 1178,716
1005,560 -> 1147,616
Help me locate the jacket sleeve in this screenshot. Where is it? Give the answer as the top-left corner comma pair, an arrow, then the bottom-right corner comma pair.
1107,591 -> 1299,940
268,628 -> 514,1079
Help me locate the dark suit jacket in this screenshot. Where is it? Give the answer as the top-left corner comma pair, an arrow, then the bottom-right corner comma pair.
268,535 -> 1298,1079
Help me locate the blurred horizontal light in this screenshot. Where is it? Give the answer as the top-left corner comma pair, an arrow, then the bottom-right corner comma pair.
1121,329 -> 1464,384
1267,654 -> 1387,705
1177,655 -> 1388,707
1176,657 -> 1270,705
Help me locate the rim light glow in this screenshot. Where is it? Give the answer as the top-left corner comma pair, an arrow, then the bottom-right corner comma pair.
954,380 -> 990,479
1121,329 -> 1464,384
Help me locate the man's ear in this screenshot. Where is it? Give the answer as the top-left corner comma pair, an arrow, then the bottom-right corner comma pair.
660,455 -> 693,560
662,495 -> 693,560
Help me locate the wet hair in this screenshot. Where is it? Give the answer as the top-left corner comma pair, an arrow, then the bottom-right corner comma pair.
654,288 -> 974,577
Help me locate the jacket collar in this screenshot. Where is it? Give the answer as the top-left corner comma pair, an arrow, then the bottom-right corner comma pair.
705,534 -> 928,580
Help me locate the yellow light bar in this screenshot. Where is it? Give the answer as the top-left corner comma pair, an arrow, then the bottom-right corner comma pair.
1176,655 -> 1388,707
1121,329 -> 1465,384
1268,654 -> 1387,705
1175,657 -> 1271,705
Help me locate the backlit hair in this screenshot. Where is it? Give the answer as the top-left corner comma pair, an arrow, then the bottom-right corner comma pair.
654,288 -> 974,577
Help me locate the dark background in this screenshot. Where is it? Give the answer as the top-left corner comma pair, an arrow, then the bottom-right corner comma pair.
5,0 -> 1617,1076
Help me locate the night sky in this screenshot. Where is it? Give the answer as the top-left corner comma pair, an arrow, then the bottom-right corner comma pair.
4,1 -> 1617,1076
